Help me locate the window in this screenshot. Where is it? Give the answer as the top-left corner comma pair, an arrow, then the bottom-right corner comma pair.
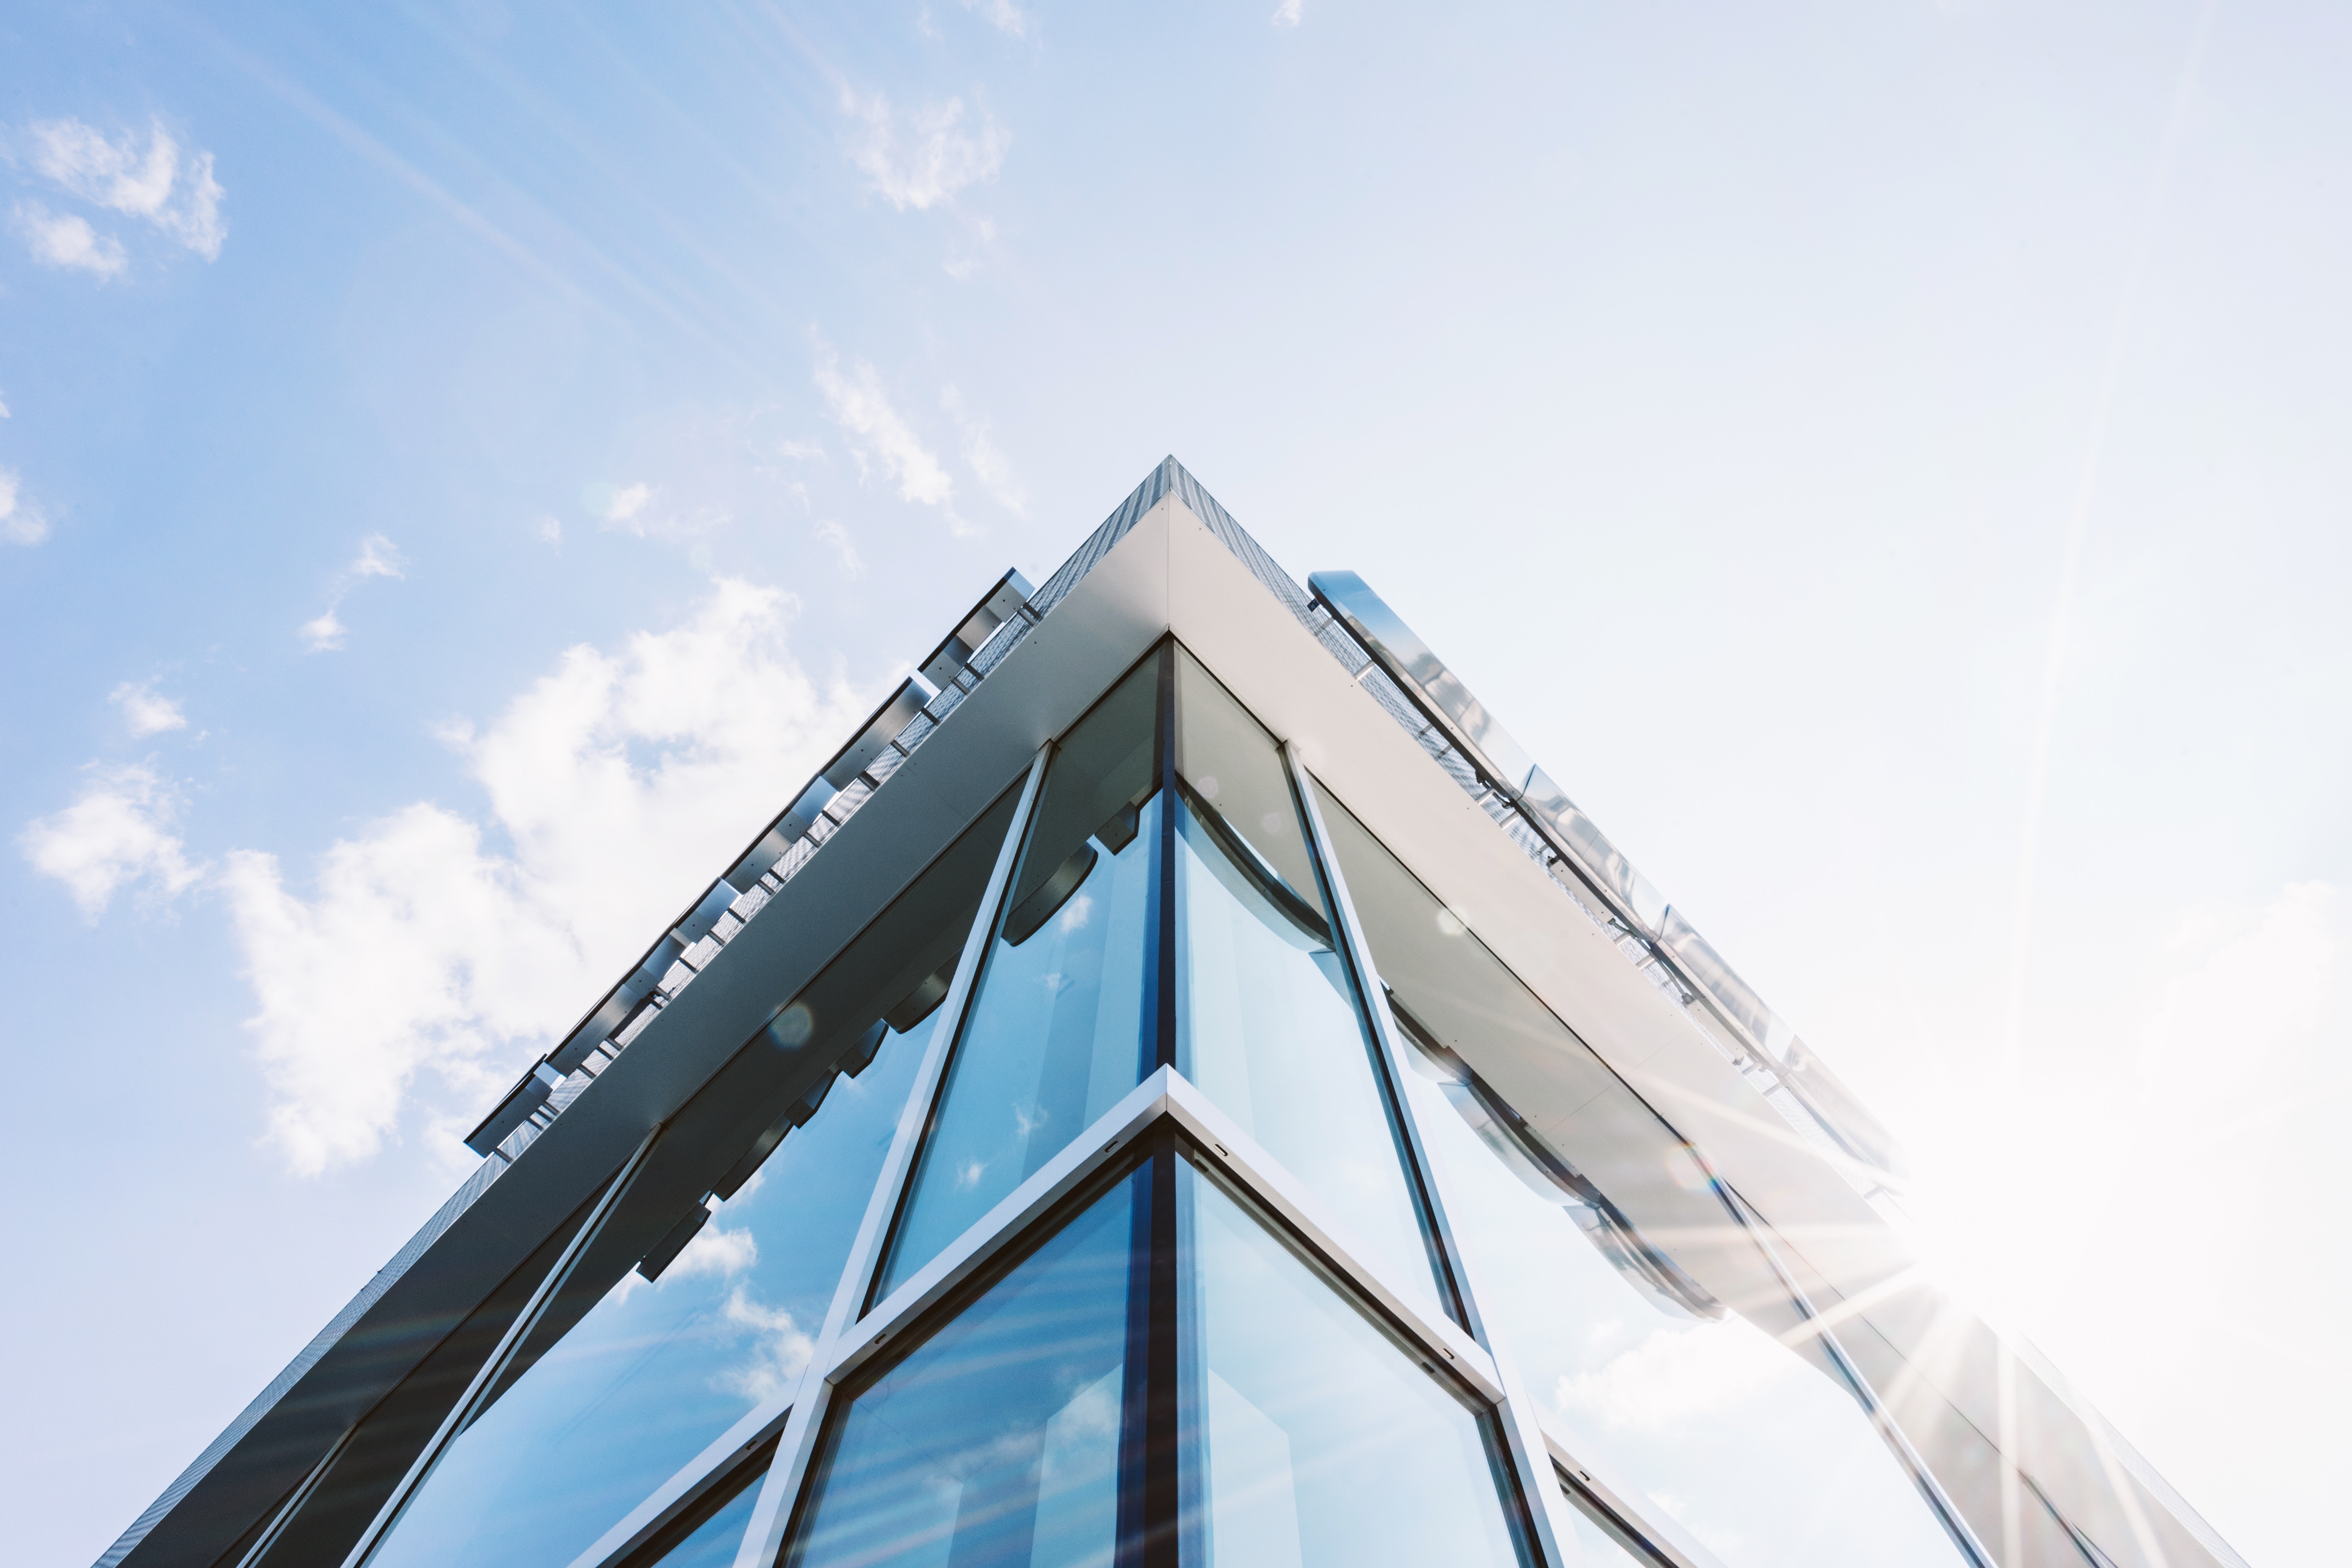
1309,779 -> 1969,1568
877,656 -> 1160,1301
1181,1156 -> 1531,1568
790,1170 -> 1138,1568
1172,647 -> 1456,1321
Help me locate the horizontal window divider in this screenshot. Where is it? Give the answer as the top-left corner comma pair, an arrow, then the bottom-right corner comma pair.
1156,1069 -> 1503,1401
566,1399 -> 793,1568
826,1064 -> 1503,1409
826,1066 -> 1181,1389
1533,1410 -> 1727,1568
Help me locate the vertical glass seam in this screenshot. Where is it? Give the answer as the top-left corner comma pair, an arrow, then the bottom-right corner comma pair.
1151,639 -> 1178,1074
1278,745 -> 1470,1329
730,747 -> 1053,1568
1283,750 -> 1582,1568
343,1129 -> 661,1568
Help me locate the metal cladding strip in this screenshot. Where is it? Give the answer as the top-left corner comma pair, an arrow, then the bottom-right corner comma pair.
1303,566 -> 1902,1184
91,1153 -> 510,1568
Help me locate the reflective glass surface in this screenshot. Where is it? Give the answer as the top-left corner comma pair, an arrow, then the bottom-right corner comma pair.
1182,1159 -> 1531,1568
1556,1482 -> 1658,1568
1172,649 -> 1451,1317
788,1171 -> 1138,1568
1309,777 -> 1962,1567
366,1030 -> 927,1568
879,659 -> 1161,1299
1412,1079 -> 1960,1566
638,1469 -> 764,1568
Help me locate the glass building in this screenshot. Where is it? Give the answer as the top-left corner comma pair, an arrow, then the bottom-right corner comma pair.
98,460 -> 2246,1568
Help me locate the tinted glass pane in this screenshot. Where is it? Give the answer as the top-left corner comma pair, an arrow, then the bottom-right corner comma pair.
638,1468 -> 763,1568
1182,1160 -> 1531,1568
880,660 -> 1159,1299
1310,784 -> 1963,1568
366,1029 -> 927,1568
789,1172 -> 1138,1568
1172,649 -> 1450,1316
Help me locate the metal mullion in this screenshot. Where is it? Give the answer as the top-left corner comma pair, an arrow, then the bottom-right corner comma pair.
342,1127 -> 662,1568
731,745 -> 1051,1568
1530,1417 -> 1728,1568
1708,1177 -> 1998,1568
1281,742 -> 1583,1568
233,1424 -> 355,1568
563,1399 -> 792,1568
820,1067 -> 1175,1389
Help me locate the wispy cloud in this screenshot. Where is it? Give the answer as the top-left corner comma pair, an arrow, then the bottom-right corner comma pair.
20,763 -> 205,921
26,118 -> 226,262
961,0 -> 1033,37
815,519 -> 864,577
838,89 -> 1008,212
302,533 -> 404,651
111,682 -> 188,738
813,345 -> 971,533
942,385 -> 1028,516
219,578 -> 872,1174
13,203 -> 126,278
300,610 -> 346,653
0,468 -> 52,545
1272,0 -> 1303,25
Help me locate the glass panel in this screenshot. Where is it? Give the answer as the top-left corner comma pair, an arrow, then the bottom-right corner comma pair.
634,1463 -> 766,1568
1181,1158 -> 1532,1568
1309,782 -> 1964,1568
1171,647 -> 1453,1317
1556,1481 -> 1659,1568
879,657 -> 1161,1300
788,1171 -> 1139,1568
367,1028 -> 928,1568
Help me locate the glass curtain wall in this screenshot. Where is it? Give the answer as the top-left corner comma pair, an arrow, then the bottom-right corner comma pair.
881,643 -> 1454,1323
1307,779 -> 1971,1568
343,783 -> 1025,1568
786,1138 -> 1533,1568
877,655 -> 1161,1300
1168,646 -> 1456,1321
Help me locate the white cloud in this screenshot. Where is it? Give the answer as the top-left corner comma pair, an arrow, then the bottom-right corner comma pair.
838,89 -> 1009,212
668,1220 -> 758,1281
815,519 -> 864,577
27,118 -> 227,261
219,578 -> 872,1174
1,390 -> 13,417
1272,0 -> 1303,25
961,0 -> 1032,37
111,682 -> 188,737
813,346 -> 971,533
536,515 -> 561,546
716,1285 -> 816,1402
1553,1319 -> 1793,1431
0,468 -> 52,545
14,202 -> 126,278
300,609 -> 346,653
603,482 -> 652,525
942,385 -> 1028,515
352,532 -> 405,579
21,763 -> 205,921
301,533 -> 405,650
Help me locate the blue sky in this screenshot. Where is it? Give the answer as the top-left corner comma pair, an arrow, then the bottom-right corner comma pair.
5,2 -> 2347,1563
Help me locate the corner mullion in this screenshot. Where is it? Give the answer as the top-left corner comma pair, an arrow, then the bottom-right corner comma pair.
730,744 -> 1052,1568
